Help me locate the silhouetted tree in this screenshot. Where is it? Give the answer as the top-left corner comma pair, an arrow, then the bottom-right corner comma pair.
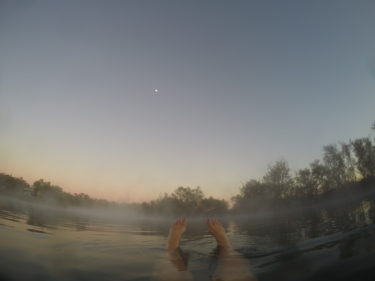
170,186 -> 204,215
323,144 -> 355,188
340,142 -> 357,182
310,160 -> 330,194
351,138 -> 375,179
231,180 -> 266,211
201,197 -> 228,215
263,159 -> 294,201
0,173 -> 30,195
32,179 -> 63,196
171,186 -> 204,205
294,168 -> 318,200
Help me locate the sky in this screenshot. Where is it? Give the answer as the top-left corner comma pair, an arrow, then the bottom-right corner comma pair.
1,0 -> 375,202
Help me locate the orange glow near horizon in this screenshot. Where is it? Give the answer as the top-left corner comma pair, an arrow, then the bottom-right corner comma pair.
1,162 -> 237,203
2,137 -> 244,203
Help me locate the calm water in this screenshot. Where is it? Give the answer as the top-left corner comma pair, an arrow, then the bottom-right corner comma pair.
1,196 -> 375,281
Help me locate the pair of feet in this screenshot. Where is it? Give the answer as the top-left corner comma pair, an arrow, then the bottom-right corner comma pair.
167,218 -> 231,251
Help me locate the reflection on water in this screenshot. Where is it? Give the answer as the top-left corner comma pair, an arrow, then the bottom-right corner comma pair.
1,195 -> 375,280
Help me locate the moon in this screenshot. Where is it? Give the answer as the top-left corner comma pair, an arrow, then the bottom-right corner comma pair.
153,89 -> 159,94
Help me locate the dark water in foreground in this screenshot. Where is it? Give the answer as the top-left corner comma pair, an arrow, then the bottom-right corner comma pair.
1,196 -> 375,281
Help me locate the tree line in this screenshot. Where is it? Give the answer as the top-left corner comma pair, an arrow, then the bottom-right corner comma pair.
232,123 -> 375,212
1,122 -> 374,216
0,175 -> 113,208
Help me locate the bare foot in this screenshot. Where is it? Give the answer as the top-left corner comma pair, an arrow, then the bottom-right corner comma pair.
207,218 -> 231,248
167,219 -> 187,250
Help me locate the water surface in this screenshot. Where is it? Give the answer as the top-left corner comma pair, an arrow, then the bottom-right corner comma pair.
1,196 -> 375,281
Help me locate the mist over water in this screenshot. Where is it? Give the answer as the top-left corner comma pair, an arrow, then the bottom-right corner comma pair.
1,191 -> 375,281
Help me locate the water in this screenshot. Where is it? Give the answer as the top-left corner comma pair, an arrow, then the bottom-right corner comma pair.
1,196 -> 375,281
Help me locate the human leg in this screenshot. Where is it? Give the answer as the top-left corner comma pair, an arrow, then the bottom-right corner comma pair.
208,219 -> 256,281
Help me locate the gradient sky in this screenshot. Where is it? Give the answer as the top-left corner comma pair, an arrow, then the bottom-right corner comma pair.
1,0 -> 375,202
